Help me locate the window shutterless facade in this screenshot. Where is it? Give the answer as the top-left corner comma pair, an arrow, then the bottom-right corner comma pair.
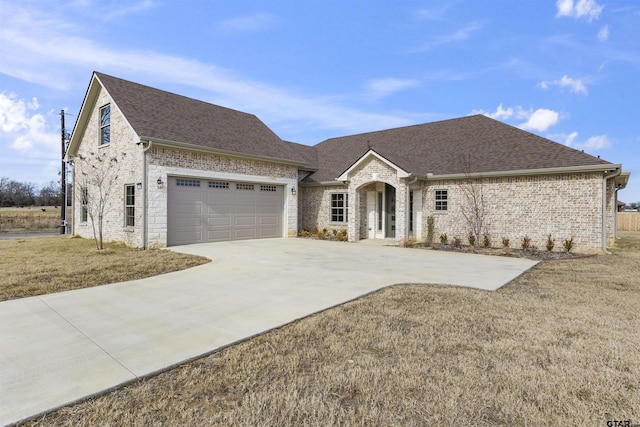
81,187 -> 88,222
99,104 -> 110,146
331,193 -> 348,222
435,189 -> 448,211
125,184 -> 135,227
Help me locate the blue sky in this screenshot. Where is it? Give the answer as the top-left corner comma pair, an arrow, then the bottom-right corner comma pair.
1,0 -> 639,202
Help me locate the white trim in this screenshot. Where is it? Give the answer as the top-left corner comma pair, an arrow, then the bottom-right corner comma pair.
336,150 -> 411,181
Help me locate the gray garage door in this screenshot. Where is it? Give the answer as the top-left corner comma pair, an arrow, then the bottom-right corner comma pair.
167,177 -> 284,246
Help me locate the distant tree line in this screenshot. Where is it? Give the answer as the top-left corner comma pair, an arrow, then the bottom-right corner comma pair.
0,177 -> 69,207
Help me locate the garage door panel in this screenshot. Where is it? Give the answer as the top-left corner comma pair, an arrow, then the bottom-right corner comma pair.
205,216 -> 232,227
234,228 -> 258,239
206,230 -> 232,240
168,177 -> 283,245
259,216 -> 278,226
207,205 -> 231,215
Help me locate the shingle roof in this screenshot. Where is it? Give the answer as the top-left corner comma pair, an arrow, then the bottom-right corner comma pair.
95,72 -> 308,164
304,115 -> 612,183
90,73 -> 613,181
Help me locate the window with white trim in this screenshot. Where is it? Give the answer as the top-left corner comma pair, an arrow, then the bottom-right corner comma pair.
331,193 -> 348,222
435,189 -> 448,211
81,187 -> 88,222
237,183 -> 255,190
125,184 -> 135,227
99,104 -> 110,146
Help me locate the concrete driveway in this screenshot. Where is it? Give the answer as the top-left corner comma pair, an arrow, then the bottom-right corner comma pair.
0,238 -> 537,426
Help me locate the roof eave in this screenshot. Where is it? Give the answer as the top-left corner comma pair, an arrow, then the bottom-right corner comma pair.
415,163 -> 621,180
140,136 -> 309,167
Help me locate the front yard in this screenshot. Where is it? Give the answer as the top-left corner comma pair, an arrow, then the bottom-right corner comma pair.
0,236 -> 209,301
11,233 -> 640,426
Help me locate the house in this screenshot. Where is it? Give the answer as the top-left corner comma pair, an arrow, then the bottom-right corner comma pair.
66,72 -> 629,253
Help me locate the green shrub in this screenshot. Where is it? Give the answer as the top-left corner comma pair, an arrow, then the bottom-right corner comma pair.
521,236 -> 531,251
439,233 -> 448,245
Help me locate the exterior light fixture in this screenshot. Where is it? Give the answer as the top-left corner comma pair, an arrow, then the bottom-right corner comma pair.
157,178 -> 164,189
136,182 -> 142,190
291,187 -> 297,196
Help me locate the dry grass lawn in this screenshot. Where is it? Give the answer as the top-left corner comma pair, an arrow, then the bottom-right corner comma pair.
19,233 -> 640,426
0,236 -> 209,301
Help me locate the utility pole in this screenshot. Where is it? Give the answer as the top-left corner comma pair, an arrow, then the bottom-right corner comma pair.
60,109 -> 67,234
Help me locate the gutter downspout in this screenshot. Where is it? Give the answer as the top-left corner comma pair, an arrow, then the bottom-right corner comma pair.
602,169 -> 621,254
614,187 -> 620,240
141,140 -> 153,249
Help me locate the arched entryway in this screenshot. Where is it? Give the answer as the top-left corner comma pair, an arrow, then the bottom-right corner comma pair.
358,182 -> 396,240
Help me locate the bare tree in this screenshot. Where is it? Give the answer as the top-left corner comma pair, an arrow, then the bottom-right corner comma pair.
74,152 -> 122,250
460,154 -> 489,248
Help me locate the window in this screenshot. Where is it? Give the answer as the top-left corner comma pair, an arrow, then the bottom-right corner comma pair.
176,178 -> 200,187
208,181 -> 229,188
331,193 -> 348,222
125,185 -> 135,227
237,183 -> 255,190
81,187 -> 88,222
409,191 -> 414,232
99,104 -> 110,146
260,185 -> 277,192
435,189 -> 448,211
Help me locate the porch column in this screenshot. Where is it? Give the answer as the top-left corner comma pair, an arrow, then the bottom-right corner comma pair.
396,183 -> 407,242
347,185 -> 359,242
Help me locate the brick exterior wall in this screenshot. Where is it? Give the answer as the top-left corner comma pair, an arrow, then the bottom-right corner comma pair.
300,155 -> 615,252
72,87 -> 144,247
147,146 -> 299,248
420,172 -> 612,253
72,86 -> 299,248
73,87 -> 617,253
298,184 -> 349,233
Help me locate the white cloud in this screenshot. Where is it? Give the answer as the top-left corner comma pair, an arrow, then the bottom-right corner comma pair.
519,109 -> 560,132
0,3 -> 423,140
539,75 -> 588,94
471,104 -> 560,132
217,13 -> 280,33
0,93 -> 59,157
597,25 -> 609,41
552,131 -> 611,150
556,0 -> 604,22
367,78 -> 420,100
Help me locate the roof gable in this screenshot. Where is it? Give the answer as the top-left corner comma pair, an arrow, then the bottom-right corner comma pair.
336,150 -> 410,182
68,72 -> 309,164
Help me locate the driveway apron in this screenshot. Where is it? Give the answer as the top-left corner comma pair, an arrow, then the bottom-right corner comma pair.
0,238 -> 537,425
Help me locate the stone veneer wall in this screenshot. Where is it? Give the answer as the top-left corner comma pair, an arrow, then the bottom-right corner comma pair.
72,86 -> 143,247
147,146 -> 299,247
421,172 -> 609,253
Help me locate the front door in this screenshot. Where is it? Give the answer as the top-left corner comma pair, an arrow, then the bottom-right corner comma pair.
385,183 -> 396,238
